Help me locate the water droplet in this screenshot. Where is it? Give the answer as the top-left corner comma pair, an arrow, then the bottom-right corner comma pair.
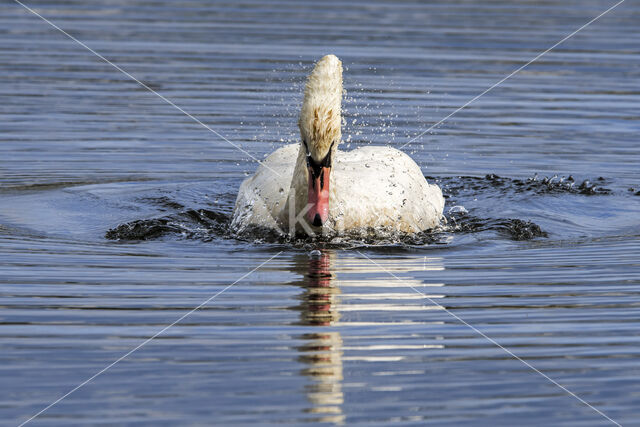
309,249 -> 322,258
448,205 -> 467,214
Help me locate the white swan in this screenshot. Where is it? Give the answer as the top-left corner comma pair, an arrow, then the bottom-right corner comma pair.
231,54 -> 444,236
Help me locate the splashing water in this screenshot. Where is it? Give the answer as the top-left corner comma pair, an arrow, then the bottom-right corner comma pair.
103,173 -> 627,248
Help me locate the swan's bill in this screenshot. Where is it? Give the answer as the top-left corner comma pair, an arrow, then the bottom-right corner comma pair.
305,140 -> 333,227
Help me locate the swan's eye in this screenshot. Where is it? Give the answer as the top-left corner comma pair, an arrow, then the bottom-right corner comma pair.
321,142 -> 335,168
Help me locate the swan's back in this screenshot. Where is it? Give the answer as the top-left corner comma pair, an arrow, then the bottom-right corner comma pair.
329,146 -> 443,233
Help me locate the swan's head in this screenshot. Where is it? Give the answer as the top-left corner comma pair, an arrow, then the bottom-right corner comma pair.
298,54 -> 342,227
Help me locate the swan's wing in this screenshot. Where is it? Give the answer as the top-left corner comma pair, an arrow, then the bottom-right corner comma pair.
332,146 -> 444,232
231,144 -> 298,231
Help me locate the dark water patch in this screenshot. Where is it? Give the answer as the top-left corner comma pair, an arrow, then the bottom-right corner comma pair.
428,174 -> 613,204
105,208 -> 228,241
446,212 -> 547,241
105,217 -> 181,241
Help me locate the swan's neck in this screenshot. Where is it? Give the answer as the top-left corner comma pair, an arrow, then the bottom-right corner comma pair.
293,143 -> 312,206
291,143 -> 309,196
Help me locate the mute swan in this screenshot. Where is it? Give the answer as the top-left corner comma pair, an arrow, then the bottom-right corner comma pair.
231,54 -> 444,236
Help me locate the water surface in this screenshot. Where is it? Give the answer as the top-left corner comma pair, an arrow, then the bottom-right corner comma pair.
1,0 -> 639,425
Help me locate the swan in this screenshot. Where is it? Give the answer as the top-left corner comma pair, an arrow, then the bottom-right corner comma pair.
231,54 -> 444,237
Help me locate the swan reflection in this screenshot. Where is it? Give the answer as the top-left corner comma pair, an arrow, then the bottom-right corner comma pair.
295,251 -> 344,424
292,251 -> 445,423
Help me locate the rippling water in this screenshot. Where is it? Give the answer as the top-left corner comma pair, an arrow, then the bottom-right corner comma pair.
1,0 -> 639,425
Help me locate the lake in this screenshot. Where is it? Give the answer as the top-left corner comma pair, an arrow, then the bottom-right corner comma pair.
1,0 -> 639,425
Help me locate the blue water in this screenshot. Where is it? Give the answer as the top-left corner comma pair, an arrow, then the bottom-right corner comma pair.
1,0 -> 639,425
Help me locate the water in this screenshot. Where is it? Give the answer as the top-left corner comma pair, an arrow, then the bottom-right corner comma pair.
1,0 -> 639,425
